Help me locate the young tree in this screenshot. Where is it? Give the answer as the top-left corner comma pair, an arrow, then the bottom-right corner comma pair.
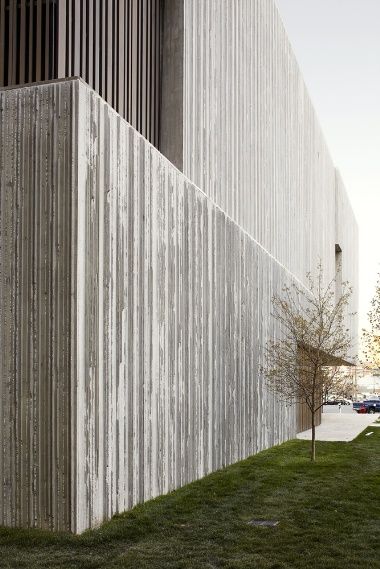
362,273 -> 380,370
261,265 -> 354,461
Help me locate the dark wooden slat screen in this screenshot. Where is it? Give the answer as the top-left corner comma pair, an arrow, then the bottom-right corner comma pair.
0,1 -> 54,83
0,0 -> 162,147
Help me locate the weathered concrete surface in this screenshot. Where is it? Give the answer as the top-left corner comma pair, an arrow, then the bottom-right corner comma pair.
1,79 -> 300,532
74,80 -> 300,532
0,80 -> 75,531
335,171 -> 359,358
181,0 -> 358,354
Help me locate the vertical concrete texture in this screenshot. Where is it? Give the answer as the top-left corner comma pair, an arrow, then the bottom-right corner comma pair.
0,79 -> 301,532
73,79 -> 300,531
335,171 -> 359,358
182,0 -> 358,333
0,80 -> 75,530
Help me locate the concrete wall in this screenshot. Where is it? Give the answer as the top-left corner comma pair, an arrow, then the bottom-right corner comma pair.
335,171 -> 359,359
0,80 -> 75,530
1,79 -> 301,532
180,0 -> 358,357
181,0 -> 358,299
75,80 -> 301,532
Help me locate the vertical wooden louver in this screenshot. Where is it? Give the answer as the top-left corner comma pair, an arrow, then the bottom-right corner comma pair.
0,0 -> 162,147
0,0 -> 58,86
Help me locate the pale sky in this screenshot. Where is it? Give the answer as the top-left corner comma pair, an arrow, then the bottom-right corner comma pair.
275,0 -> 380,331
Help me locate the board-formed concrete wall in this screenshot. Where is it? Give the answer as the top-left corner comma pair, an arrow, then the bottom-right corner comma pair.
181,0 -> 358,316
182,0 -> 336,277
0,79 -> 301,532
0,80 -> 75,530
335,171 -> 359,357
159,0 -> 358,353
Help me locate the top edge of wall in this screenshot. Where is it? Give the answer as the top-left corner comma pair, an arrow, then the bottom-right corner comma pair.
0,76 -> 84,92
0,74 -> 315,295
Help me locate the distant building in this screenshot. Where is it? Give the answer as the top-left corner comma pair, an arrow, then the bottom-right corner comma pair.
0,0 -> 358,532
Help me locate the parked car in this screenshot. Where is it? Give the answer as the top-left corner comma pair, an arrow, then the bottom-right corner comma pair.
353,399 -> 380,414
353,402 -> 367,414
325,399 -> 351,406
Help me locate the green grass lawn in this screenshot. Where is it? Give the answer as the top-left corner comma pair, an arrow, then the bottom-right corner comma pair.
1,428 -> 379,569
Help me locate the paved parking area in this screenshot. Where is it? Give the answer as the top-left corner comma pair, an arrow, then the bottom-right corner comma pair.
297,412 -> 377,442
321,404 -> 353,414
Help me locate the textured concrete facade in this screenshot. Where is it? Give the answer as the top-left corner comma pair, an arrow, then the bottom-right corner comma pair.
0,81 -> 75,530
181,0 -> 358,327
1,79 -> 299,532
0,0 -> 358,533
335,171 -> 359,357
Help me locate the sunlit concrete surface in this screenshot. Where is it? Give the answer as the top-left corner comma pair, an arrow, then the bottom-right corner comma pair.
297,413 -> 376,442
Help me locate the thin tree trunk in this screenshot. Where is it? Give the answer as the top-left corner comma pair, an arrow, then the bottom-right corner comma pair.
311,369 -> 317,462
311,410 -> 316,462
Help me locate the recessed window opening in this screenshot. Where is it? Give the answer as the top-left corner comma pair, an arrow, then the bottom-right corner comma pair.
335,244 -> 342,304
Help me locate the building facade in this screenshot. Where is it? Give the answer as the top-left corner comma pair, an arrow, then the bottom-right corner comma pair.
0,0 -> 358,532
